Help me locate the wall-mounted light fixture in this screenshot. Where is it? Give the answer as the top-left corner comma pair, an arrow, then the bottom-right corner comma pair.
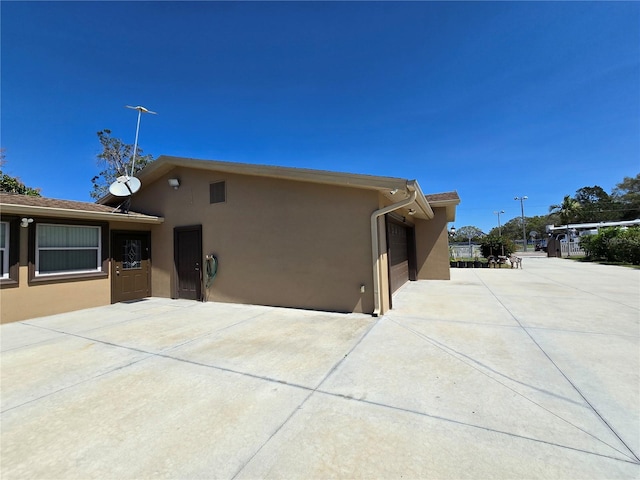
21,217 -> 34,228
408,209 -> 416,215
168,178 -> 180,189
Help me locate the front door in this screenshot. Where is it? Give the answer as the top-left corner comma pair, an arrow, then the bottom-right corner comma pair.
111,231 -> 151,303
174,225 -> 202,300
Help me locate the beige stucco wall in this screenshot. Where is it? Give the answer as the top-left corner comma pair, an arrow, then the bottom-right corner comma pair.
415,207 -> 450,280
0,219 -> 158,324
0,221 -> 109,324
0,266 -> 111,323
130,168 -> 378,314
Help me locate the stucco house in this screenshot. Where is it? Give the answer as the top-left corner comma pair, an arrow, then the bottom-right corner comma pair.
0,157 -> 459,323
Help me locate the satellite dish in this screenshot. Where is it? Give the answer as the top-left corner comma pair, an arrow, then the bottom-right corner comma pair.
109,175 -> 141,197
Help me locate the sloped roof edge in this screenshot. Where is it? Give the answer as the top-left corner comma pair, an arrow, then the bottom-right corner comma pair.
424,191 -> 461,205
0,193 -> 164,224
99,155 -> 458,221
423,191 -> 460,222
139,155 -> 413,192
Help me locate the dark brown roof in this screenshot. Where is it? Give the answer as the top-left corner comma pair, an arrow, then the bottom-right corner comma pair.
0,192 -> 162,223
1,192 -> 121,213
424,191 -> 460,203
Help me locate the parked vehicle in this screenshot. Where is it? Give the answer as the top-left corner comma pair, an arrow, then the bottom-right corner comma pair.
535,240 -> 548,252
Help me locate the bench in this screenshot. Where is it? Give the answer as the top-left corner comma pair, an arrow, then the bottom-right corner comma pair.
488,256 -> 509,268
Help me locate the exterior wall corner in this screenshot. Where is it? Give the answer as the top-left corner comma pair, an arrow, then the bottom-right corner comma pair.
415,207 -> 451,280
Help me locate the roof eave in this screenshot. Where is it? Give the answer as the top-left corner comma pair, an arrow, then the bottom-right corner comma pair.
425,193 -> 460,222
0,204 -> 164,224
406,180 -> 434,220
100,155 -> 414,205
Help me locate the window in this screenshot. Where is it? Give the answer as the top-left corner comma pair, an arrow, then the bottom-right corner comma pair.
0,222 -> 8,279
210,181 -> 226,204
122,239 -> 142,270
36,224 -> 101,276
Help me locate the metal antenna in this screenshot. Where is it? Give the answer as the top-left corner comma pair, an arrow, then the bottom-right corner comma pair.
125,105 -> 157,176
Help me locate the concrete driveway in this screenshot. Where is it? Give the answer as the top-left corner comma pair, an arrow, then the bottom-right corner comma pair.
1,258 -> 639,479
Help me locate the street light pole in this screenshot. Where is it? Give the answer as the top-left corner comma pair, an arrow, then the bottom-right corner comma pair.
514,196 -> 528,252
494,210 -> 505,256
493,210 -> 505,236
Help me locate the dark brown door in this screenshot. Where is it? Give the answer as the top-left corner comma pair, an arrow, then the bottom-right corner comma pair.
386,218 -> 416,297
111,232 -> 151,303
388,221 -> 409,294
174,225 -> 202,300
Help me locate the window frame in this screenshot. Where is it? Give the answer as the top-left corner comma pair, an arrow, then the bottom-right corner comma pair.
29,219 -> 109,284
0,216 -> 19,288
1,220 -> 9,279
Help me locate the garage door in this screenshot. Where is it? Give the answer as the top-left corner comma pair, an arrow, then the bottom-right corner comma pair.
387,220 -> 410,294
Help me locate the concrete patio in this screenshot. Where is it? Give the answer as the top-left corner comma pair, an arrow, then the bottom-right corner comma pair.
1,257 -> 639,479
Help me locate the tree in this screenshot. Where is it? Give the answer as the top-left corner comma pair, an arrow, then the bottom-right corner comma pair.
574,185 -> 617,222
479,234 -> 515,258
549,195 -> 581,225
91,130 -> 154,200
451,225 -> 485,243
612,173 -> 640,221
490,215 -> 553,242
0,149 -> 41,196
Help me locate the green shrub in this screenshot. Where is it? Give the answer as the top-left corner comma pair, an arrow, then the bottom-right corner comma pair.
611,229 -> 640,264
579,234 -> 596,258
580,227 -> 640,265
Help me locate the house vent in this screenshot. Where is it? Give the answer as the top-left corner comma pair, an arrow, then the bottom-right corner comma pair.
210,181 -> 226,204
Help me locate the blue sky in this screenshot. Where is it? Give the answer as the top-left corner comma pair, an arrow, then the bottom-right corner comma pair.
2,1 -> 638,233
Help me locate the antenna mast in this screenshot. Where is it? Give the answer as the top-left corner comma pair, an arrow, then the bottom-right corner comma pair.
125,105 -> 157,176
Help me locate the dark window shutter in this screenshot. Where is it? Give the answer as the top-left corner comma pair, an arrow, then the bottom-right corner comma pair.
209,181 -> 226,204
